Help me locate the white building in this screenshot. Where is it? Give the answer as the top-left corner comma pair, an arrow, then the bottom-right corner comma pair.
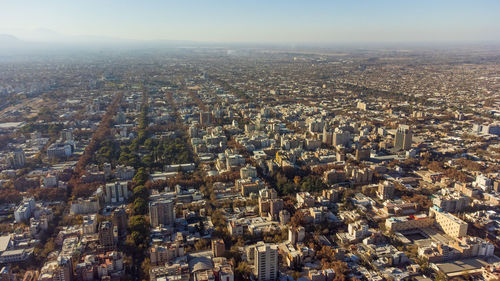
332,129 -> 351,147
104,182 -> 129,203
43,174 -> 58,188
7,150 -> 26,169
240,164 -> 257,179
253,242 -> 278,281
347,221 -> 371,241
14,197 -> 35,223
226,154 -> 245,169
82,215 -> 98,234
474,174 -> 492,191
0,249 -> 32,263
47,143 -> 72,159
114,165 -> 135,180
70,197 -> 100,215
288,227 -> 305,245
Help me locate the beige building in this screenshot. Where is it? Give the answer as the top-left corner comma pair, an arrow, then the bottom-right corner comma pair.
385,208 -> 468,239
150,243 -> 184,266
332,129 -> 350,147
38,256 -> 72,281
432,193 -> 470,213
237,178 -> 265,197
377,181 -> 395,200
394,127 -> 412,151
149,199 -> 174,227
385,214 -> 434,232
240,164 -> 257,179
357,101 -> 367,111
430,207 -> 468,238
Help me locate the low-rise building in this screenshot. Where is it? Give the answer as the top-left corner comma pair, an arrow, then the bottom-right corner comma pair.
385,214 -> 434,232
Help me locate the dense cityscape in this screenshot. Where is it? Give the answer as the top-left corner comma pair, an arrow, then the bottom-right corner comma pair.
0,45 -> 498,281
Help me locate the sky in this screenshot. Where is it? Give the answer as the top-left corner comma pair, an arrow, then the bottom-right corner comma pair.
1,0 -> 500,44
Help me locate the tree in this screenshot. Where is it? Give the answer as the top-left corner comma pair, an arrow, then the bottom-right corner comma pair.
235,261 -> 252,281
141,154 -> 153,170
34,238 -> 55,265
133,168 -> 149,186
401,194 -> 432,209
300,175 -> 326,192
195,221 -> 205,235
293,176 -> 301,186
291,211 -> 306,227
291,272 -> 301,280
435,272 -> 447,281
133,185 -> 148,200
95,138 -> 120,165
362,185 -> 376,197
72,183 -> 100,198
133,198 -> 148,215
211,210 -> 227,229
194,239 -> 209,251
129,215 -> 148,233
140,258 -> 151,280
73,92 -> 123,176
128,215 -> 149,247
0,188 -> 22,204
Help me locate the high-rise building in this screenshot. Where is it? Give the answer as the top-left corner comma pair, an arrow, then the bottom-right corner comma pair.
112,207 -> 128,236
47,143 -> 73,160
355,148 -> 370,161
212,239 -> 225,257
394,127 -> 412,151
149,200 -> 174,227
494,180 -> 500,192
8,150 -> 26,169
432,191 -> 470,213
279,210 -> 290,225
253,242 -> 278,281
55,256 -> 72,281
14,197 -> 35,223
60,129 -> 73,142
98,221 -> 115,248
115,111 -> 126,124
332,129 -> 350,147
82,215 -> 97,234
38,258 -> 72,281
259,188 -> 282,219
0,266 -> 16,281
269,199 -> 283,220
104,182 -> 129,203
200,112 -> 212,126
377,181 -> 395,200
322,126 -> 332,144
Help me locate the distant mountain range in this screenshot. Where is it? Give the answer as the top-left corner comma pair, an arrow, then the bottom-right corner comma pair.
0,31 -> 205,50
0,34 -> 23,45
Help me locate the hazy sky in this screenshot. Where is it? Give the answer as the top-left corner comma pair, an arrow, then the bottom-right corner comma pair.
1,0 -> 499,43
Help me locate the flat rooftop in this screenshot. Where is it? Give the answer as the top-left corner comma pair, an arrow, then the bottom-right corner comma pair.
434,257 -> 499,277
0,122 -> 24,129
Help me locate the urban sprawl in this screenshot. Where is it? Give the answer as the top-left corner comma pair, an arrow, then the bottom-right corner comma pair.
0,47 -> 499,281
